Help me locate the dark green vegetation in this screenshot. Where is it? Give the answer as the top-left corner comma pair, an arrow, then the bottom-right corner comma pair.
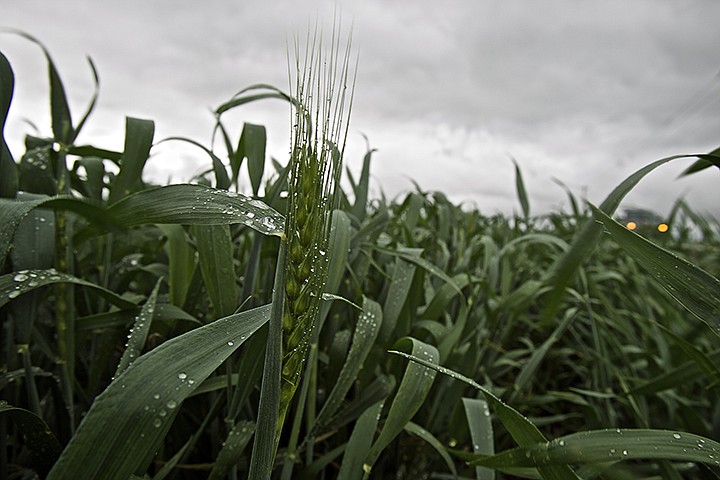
1,33 -> 720,480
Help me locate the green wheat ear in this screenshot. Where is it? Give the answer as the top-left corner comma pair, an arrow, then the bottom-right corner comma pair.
278,24 -> 357,432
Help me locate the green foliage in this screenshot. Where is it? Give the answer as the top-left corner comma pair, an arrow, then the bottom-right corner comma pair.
1,32 -> 720,480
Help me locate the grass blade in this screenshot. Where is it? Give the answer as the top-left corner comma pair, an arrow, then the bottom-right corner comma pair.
379,248 -> 421,344
107,184 -> 285,236
364,338 -> 439,473
337,399 -> 385,480
470,429 -> 720,470
540,154 -> 702,327
248,243 -> 286,479
214,83 -> 294,115
389,350 -> 580,479
350,144 -> 375,221
314,296 -> 382,432
114,279 -> 161,378
1,268 -> 136,310
0,401 -> 63,477
208,421 -> 255,480
108,117 -> 154,203
628,350 -> 720,396
157,225 -> 195,307
0,196 -> 113,271
47,304 -> 271,480
592,205 -> 720,336
192,224 -> 238,318
237,122 -> 267,196
404,421 -> 458,478
0,50 -> 18,198
463,398 -> 495,480
512,157 -> 530,219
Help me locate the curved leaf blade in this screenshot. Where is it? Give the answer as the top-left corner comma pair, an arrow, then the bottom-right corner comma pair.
1,268 -> 136,310
364,338 -> 438,471
47,304 -> 271,480
0,50 -> 18,198
470,429 -> 720,470
107,184 -> 285,236
592,205 -> 720,336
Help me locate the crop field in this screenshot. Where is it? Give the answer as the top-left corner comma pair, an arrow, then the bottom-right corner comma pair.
1,31 -> 720,480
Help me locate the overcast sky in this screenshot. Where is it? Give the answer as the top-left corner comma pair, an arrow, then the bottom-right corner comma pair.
2,0 -> 720,219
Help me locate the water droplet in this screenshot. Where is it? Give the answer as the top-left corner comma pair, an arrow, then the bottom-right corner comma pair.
622,450 -> 628,456
249,199 -> 269,210
227,341 -> 234,346
178,372 -> 187,380
153,393 -> 160,400
153,418 -> 162,428
673,433 -> 681,439
158,409 -> 167,417
8,290 -> 20,299
166,400 -> 177,409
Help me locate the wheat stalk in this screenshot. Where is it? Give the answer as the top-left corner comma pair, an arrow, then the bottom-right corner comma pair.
277,21 -> 356,433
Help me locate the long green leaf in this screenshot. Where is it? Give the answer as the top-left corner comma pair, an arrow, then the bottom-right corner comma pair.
592,205 -> 720,336
540,154 -> 702,327
47,304 -> 271,480
404,421 -> 458,478
337,400 -> 385,480
71,56 -> 100,141
350,145 -> 375,221
463,397 -> 495,480
376,246 -> 464,295
628,350 -> 720,396
389,350 -> 580,479
248,243 -> 286,479
0,401 -> 63,477
379,248 -> 420,344
512,158 -> 530,219
157,224 -> 195,307
114,279 -> 161,378
7,31 -> 74,142
237,122 -> 267,196
0,50 -> 18,198
159,136 -> 230,189
208,421 -> 256,480
470,429 -> 720,470
214,83 -> 294,115
1,268 -> 136,310
192,224 -> 238,317
107,184 -> 285,236
8,194 -> 55,343
314,296 -> 383,432
108,117 -> 154,203
364,338 -> 438,472
0,195 -> 114,271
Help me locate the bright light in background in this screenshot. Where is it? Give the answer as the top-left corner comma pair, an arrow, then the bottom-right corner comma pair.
657,223 -> 669,233
626,221 -> 637,231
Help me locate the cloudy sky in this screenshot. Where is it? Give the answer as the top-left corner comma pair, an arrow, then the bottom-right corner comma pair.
2,0 -> 720,219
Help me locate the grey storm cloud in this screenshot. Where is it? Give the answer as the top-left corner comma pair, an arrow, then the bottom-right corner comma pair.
2,0 -> 719,218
